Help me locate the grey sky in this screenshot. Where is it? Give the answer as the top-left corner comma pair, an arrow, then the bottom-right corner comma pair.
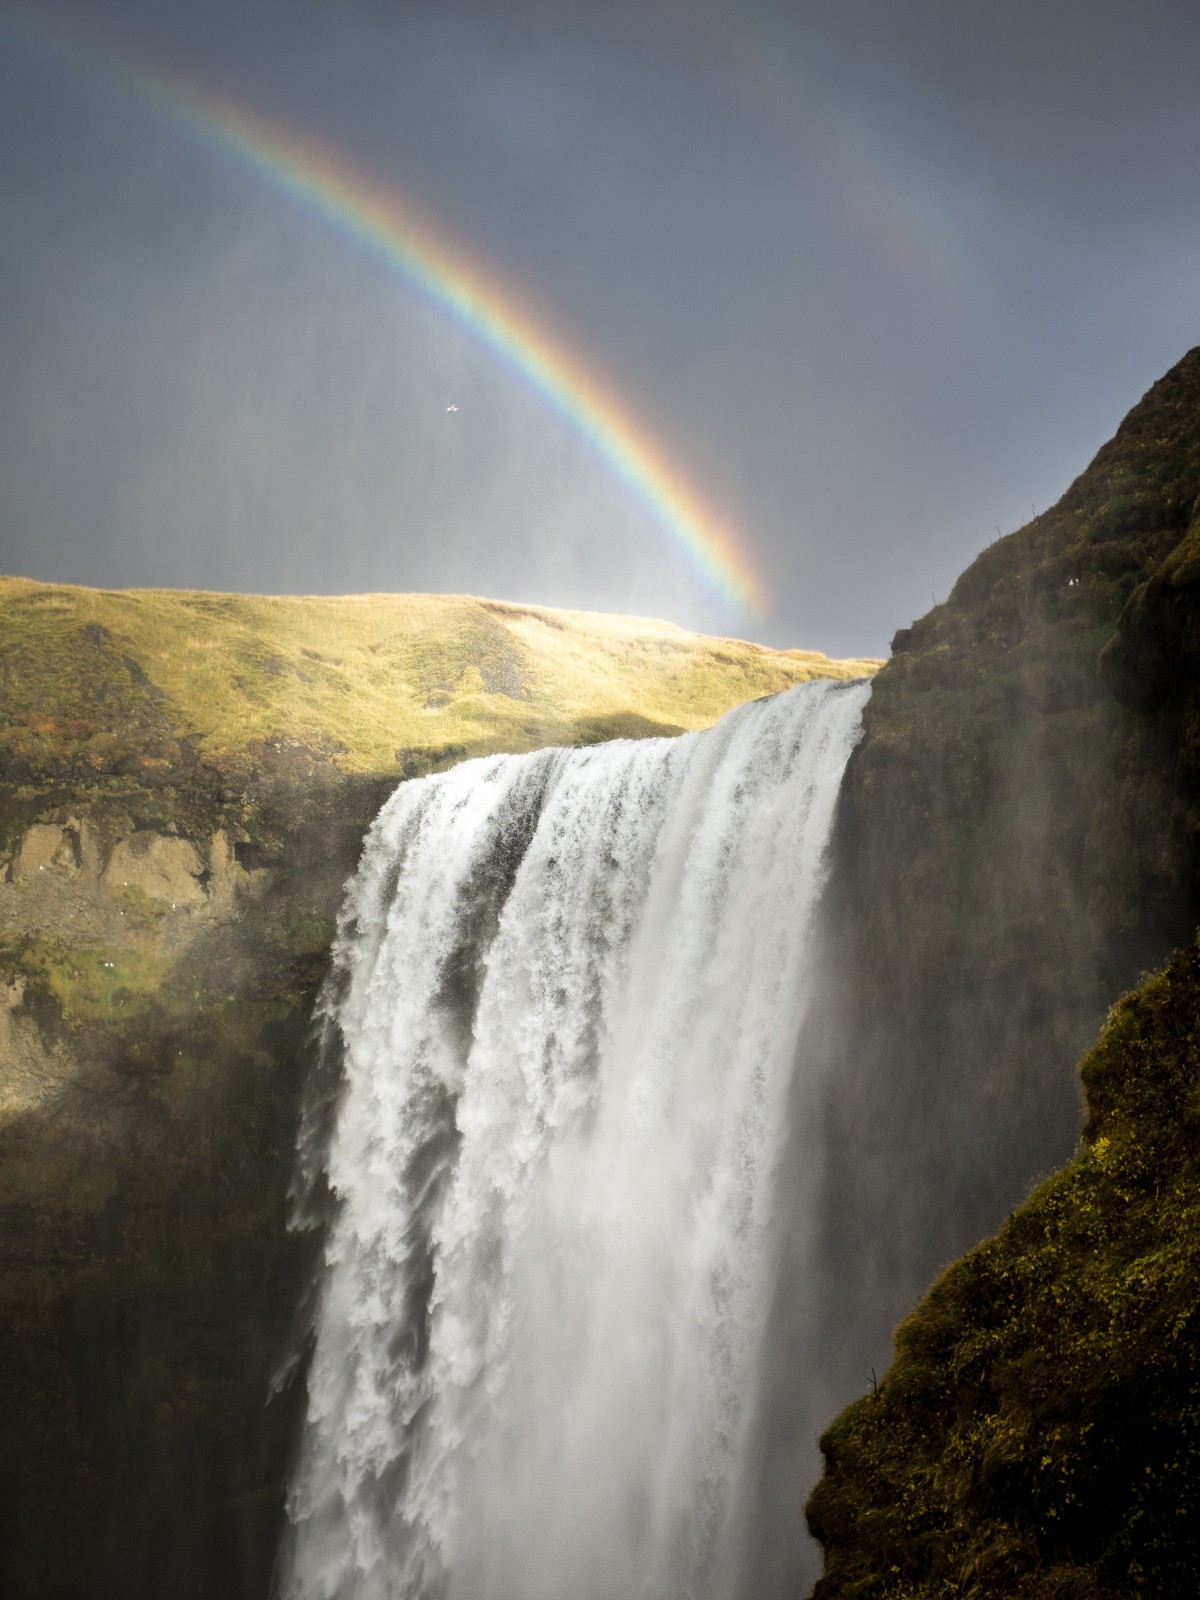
0,0 -> 1197,655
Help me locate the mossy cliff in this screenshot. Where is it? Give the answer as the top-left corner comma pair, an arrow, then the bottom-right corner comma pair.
0,585 -> 869,1600
794,352 -> 1200,1591
791,348 -> 1200,1395
807,942 -> 1200,1598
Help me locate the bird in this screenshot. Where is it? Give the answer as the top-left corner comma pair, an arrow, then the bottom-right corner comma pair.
446,403 -> 459,413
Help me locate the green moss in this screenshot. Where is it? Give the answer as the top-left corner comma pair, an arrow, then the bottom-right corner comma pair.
808,942 -> 1200,1599
1,933 -> 171,1028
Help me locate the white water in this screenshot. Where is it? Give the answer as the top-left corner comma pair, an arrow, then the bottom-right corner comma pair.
282,677 -> 869,1600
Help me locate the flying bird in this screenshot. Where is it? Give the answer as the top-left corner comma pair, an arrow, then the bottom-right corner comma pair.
446,403 -> 459,412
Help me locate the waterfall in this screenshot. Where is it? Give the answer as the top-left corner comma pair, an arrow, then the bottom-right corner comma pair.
281,676 -> 870,1600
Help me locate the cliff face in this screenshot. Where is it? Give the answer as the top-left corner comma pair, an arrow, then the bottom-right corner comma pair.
0,748 -> 391,1600
797,353 -> 1200,1591
0,586 -> 870,1600
798,348 -> 1200,1388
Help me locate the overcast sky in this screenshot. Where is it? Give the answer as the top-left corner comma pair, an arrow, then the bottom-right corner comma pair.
0,0 -> 1197,656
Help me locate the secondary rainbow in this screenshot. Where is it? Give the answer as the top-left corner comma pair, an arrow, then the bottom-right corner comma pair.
5,15 -> 766,618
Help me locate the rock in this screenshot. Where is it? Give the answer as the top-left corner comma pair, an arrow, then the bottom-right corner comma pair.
77,819 -> 103,878
0,973 -> 74,1123
208,827 -> 236,883
10,824 -> 80,883
101,832 -> 206,906
205,827 -> 254,907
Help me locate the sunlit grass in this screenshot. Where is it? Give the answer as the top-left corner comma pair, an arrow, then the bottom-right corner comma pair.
0,933 -> 171,1029
0,576 -> 880,777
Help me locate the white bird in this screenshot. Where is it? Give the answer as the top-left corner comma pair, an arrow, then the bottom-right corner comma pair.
446,403 -> 459,413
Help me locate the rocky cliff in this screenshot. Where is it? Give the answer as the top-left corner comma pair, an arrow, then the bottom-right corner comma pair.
0,583 -> 871,1600
800,353 -> 1200,1593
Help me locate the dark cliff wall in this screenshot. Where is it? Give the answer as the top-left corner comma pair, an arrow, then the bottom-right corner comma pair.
795,348 -> 1200,1590
0,749 -> 391,1600
807,347 -> 1200,1401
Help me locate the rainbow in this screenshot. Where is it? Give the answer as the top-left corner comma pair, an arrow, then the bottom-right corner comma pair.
2,14 -> 766,618
683,1 -> 973,307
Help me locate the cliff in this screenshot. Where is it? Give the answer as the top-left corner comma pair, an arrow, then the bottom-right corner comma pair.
797,352 -> 1200,1591
0,583 -> 871,1600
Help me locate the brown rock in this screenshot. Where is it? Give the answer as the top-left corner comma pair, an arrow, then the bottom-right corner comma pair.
101,832 -> 206,906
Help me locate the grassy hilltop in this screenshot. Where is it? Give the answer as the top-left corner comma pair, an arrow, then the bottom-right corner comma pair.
0,577 -> 876,782
0,577 -> 873,1133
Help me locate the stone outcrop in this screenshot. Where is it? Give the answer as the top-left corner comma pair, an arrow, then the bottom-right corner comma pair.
100,831 -> 207,904
10,822 -> 84,882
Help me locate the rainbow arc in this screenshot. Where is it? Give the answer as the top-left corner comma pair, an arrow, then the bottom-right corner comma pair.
4,14 -> 767,618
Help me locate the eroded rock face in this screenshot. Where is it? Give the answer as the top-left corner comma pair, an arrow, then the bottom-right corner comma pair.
0,819 -> 279,1140
7,820 -> 104,885
0,757 -> 392,1600
101,832 -> 207,905
10,823 -> 81,882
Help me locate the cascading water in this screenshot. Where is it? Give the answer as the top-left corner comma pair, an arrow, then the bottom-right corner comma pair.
281,676 -> 870,1600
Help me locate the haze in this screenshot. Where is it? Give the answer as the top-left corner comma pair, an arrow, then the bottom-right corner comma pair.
1,0 -> 1197,657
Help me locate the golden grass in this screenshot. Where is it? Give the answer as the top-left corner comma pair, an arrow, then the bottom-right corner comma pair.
0,576 -> 879,776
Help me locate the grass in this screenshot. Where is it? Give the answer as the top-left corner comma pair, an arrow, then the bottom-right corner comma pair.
0,578 -> 879,779
0,934 -> 171,1029
0,577 -> 882,1599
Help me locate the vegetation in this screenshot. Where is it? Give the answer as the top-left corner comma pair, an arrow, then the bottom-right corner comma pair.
0,834 -> 345,1600
8,345 -> 1200,1597
0,578 -> 876,781
807,941 -> 1200,1598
